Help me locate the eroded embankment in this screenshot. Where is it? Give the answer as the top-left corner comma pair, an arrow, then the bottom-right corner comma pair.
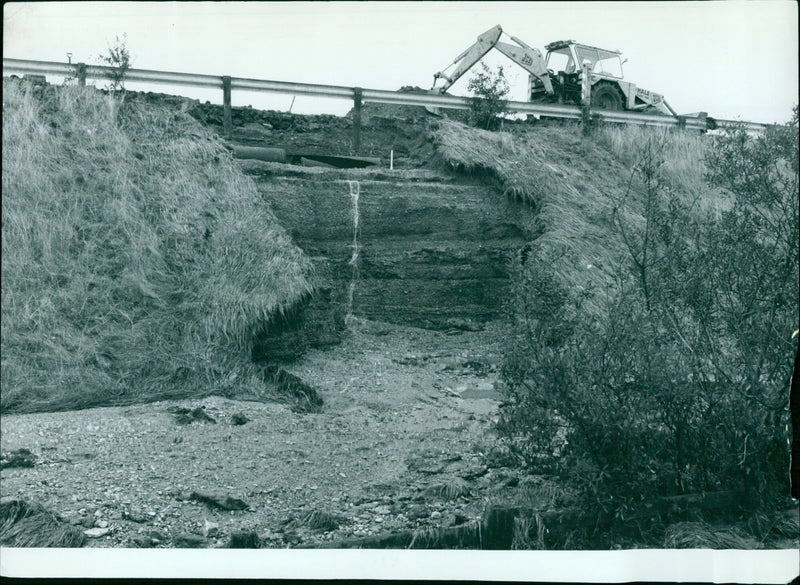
242,162 -> 532,340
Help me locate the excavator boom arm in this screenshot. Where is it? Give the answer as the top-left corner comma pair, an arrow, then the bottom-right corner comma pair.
431,25 -> 553,95
431,25 -> 502,93
492,40 -> 553,94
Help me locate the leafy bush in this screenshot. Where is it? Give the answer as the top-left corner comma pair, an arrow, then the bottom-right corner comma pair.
499,112 -> 799,516
100,34 -> 131,91
467,63 -> 509,130
1,80 -> 313,413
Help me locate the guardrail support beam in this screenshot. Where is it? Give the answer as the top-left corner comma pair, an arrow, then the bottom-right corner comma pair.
222,76 -> 232,139
352,87 -> 363,155
2,58 -> 765,133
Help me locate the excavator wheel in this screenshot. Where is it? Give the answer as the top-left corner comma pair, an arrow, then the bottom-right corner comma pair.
592,82 -> 624,111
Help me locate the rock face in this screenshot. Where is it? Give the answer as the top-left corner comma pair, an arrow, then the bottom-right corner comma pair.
242,162 -> 530,336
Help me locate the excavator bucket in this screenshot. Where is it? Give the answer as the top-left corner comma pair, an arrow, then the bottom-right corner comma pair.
430,25 -> 503,94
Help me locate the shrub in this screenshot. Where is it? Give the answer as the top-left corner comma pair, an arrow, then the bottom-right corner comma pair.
466,63 -> 509,131
100,34 -> 131,91
499,112 -> 798,517
1,80 -> 313,413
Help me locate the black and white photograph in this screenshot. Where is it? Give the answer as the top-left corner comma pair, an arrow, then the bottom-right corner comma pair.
1,1 -> 798,582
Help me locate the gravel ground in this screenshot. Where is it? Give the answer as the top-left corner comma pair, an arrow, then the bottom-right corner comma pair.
1,319 -> 526,548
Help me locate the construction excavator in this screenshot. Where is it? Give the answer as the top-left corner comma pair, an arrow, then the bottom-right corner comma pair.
431,25 -> 677,116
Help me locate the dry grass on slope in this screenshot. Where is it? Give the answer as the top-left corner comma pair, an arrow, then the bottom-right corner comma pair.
432,119 -> 639,320
1,81 -> 313,413
432,119 -> 721,322
593,124 -> 726,211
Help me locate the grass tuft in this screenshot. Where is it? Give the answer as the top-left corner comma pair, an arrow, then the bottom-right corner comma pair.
301,509 -> 344,532
0,500 -> 86,547
425,478 -> 471,500
663,521 -> 760,549
1,80 -> 314,413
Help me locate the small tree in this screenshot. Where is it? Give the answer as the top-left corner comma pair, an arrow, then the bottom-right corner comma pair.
101,34 -> 131,91
467,63 -> 509,130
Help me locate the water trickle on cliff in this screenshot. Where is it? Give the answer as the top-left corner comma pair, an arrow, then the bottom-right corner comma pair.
345,180 -> 361,326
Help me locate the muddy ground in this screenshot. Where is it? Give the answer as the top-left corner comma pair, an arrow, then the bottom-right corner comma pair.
0,319 -> 551,549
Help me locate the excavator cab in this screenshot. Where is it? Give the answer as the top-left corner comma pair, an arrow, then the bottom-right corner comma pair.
530,40 -> 629,107
544,44 -> 576,74
542,41 -> 624,79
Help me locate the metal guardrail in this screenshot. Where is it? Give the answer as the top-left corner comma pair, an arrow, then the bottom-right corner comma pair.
3,58 -> 768,134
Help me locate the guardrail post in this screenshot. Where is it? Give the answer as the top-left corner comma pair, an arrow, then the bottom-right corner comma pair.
580,63 -> 591,107
76,63 -> 87,86
352,87 -> 362,155
222,76 -> 232,140
580,63 -> 593,135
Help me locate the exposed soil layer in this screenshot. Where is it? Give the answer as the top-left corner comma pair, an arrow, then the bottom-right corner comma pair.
243,162 -> 531,333
1,321 -> 534,549
120,91 -> 534,338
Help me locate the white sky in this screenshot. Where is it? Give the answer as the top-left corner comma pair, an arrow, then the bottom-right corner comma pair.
3,1 -> 798,124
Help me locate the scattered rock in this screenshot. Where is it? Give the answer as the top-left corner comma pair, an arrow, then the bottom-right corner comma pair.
235,122 -> 273,140
169,406 -> 217,425
430,511 -> 442,519
230,413 -> 249,426
374,506 -> 391,516
0,448 -> 37,469
462,360 -> 492,375
440,358 -> 466,372
172,533 -> 207,548
392,355 -> 430,366
130,535 -> 156,548
281,530 -> 301,546
189,491 -> 249,511
405,450 -> 461,475
450,457 -> 489,480
122,506 -> 150,523
444,318 -> 484,333
148,529 -> 167,543
203,519 -> 220,538
84,527 -> 111,538
485,444 -> 517,468
171,490 -> 192,502
95,519 -> 109,529
406,504 -> 430,521
229,531 -> 260,548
